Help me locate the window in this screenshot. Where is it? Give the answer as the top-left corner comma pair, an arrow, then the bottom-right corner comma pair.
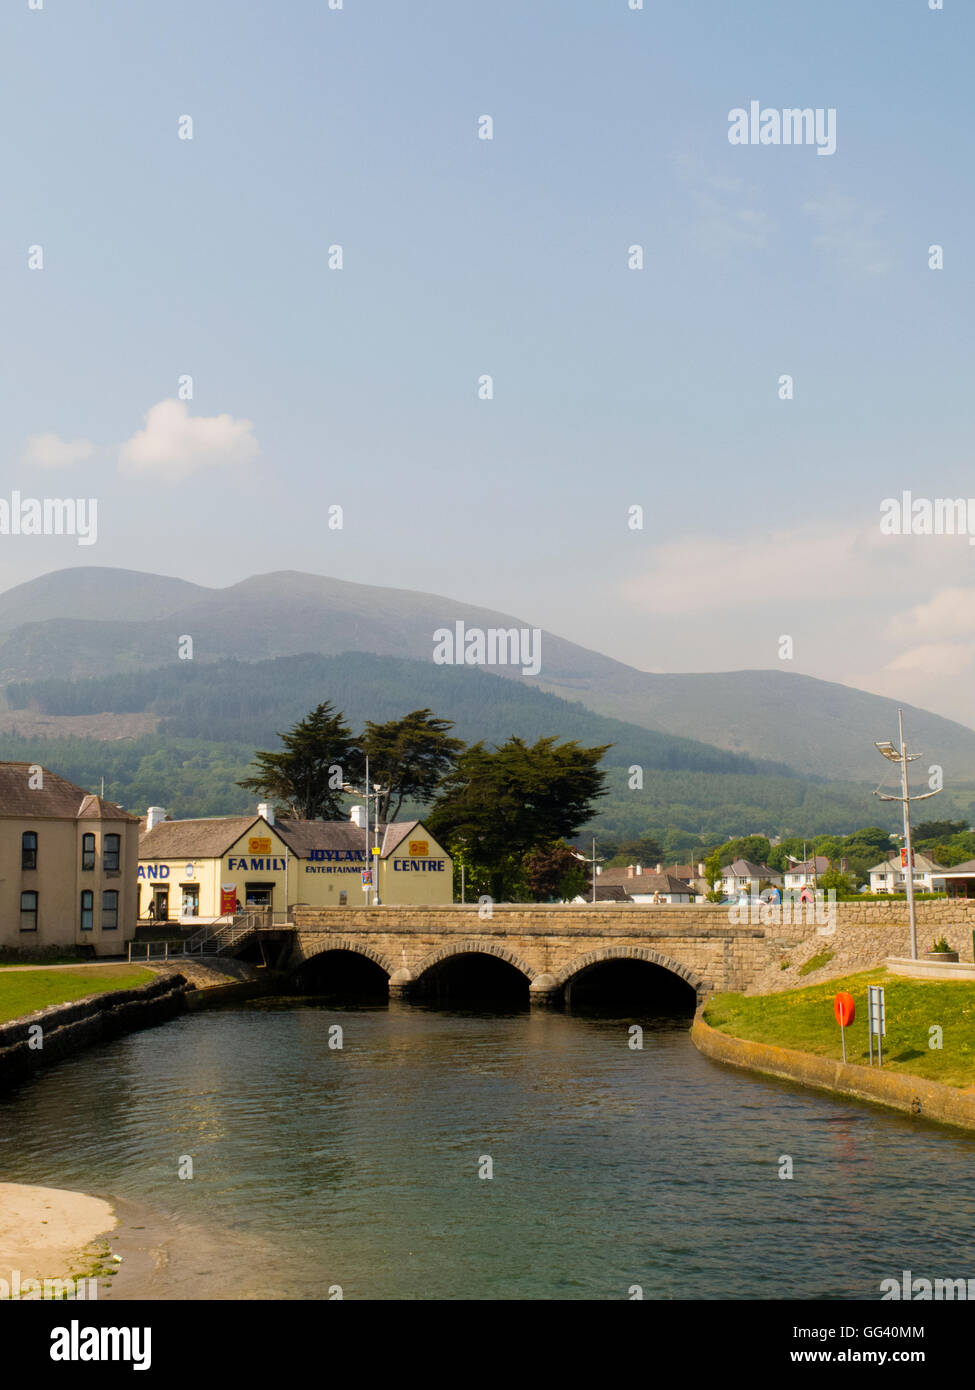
180,885 -> 199,917
103,834 -> 121,873
82,833 -> 96,871
80,890 -> 94,931
101,890 -> 119,931
22,832 -> 37,870
20,891 -> 38,932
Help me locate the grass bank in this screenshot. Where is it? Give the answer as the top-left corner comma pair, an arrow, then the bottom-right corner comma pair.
704,969 -> 975,1088
0,966 -> 155,1025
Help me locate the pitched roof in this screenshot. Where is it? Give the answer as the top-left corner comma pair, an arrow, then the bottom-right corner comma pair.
0,763 -> 136,821
867,852 -> 947,874
630,873 -> 697,895
724,858 -> 781,880
140,816 -> 262,859
784,856 -> 830,874
139,815 -> 444,862
586,883 -> 633,902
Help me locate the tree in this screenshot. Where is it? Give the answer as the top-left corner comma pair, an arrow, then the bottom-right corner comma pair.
843,826 -> 894,857
427,735 -> 610,901
704,848 -> 724,902
720,834 -> 771,867
607,834 -> 662,867
819,866 -> 856,898
360,709 -> 465,822
238,702 -> 361,820
914,819 -> 967,845
524,841 -> 590,902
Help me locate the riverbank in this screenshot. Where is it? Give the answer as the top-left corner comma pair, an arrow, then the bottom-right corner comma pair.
0,965 -> 155,1024
695,969 -> 975,1130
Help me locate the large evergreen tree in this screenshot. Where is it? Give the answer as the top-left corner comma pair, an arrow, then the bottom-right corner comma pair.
427,735 -> 610,900
238,702 -> 361,820
360,709 -> 465,823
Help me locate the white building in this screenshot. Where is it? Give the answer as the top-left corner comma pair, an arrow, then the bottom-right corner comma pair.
867,851 -> 947,895
719,859 -> 781,898
782,856 -> 830,892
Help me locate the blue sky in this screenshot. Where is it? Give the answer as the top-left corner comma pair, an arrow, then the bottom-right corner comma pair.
2,0 -> 974,723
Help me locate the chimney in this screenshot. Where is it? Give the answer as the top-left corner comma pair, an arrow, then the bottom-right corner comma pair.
841,856 -> 848,873
146,806 -> 166,832
655,862 -> 662,874
350,805 -> 367,830
698,861 -> 705,876
627,865 -> 634,879
258,802 -> 275,826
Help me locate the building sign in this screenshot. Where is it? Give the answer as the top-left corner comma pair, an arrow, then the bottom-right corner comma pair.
408,840 -> 429,856
220,885 -> 237,914
227,856 -> 287,871
249,837 -> 272,854
392,859 -> 447,872
900,848 -> 915,868
138,864 -> 170,880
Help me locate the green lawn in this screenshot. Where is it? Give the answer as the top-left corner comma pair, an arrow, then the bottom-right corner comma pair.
0,966 -> 155,1025
704,970 -> 975,1089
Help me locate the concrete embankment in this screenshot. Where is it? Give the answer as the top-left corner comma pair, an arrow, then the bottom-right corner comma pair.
0,974 -> 188,1090
691,1014 -> 975,1132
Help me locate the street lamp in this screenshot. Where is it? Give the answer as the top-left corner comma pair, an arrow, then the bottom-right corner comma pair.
341,755 -> 389,907
873,709 -> 941,961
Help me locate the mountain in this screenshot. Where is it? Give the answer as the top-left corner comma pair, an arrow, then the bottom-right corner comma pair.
2,566 -> 974,783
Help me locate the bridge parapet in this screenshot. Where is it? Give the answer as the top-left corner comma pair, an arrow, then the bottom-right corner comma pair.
289,903 -> 769,999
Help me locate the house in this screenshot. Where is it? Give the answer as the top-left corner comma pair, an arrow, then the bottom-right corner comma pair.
943,859 -> 975,899
0,762 -> 140,956
626,873 -> 698,904
137,803 -> 453,922
719,859 -> 782,899
782,856 -> 830,892
867,851 -> 947,895
664,862 -> 709,897
572,883 -> 634,904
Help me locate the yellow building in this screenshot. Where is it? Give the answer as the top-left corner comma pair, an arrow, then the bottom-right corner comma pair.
137,806 -> 452,923
0,763 -> 140,957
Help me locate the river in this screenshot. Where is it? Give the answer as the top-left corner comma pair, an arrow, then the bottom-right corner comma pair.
2,995 -> 973,1300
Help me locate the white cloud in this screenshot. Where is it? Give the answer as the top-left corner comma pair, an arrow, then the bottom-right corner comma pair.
21,432 -> 95,469
669,153 -> 772,255
118,399 -> 259,482
622,522 -> 865,616
885,587 -> 975,644
801,192 -> 894,275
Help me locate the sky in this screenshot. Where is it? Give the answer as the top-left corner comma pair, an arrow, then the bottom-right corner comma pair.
2,0 -> 974,725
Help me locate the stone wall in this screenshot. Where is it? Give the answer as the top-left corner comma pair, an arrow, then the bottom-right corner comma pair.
291,903 -> 767,999
0,973 -> 188,1090
290,900 -> 975,1001
692,1015 -> 975,1131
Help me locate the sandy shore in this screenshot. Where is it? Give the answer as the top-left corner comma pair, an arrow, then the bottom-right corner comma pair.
1,1181 -> 295,1299
0,1182 -> 116,1289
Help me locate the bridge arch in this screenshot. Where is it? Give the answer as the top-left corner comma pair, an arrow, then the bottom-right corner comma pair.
556,946 -> 708,1001
412,940 -> 537,983
292,935 -> 395,977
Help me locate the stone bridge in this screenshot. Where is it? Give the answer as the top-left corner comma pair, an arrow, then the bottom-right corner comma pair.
286,903 -> 769,1006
